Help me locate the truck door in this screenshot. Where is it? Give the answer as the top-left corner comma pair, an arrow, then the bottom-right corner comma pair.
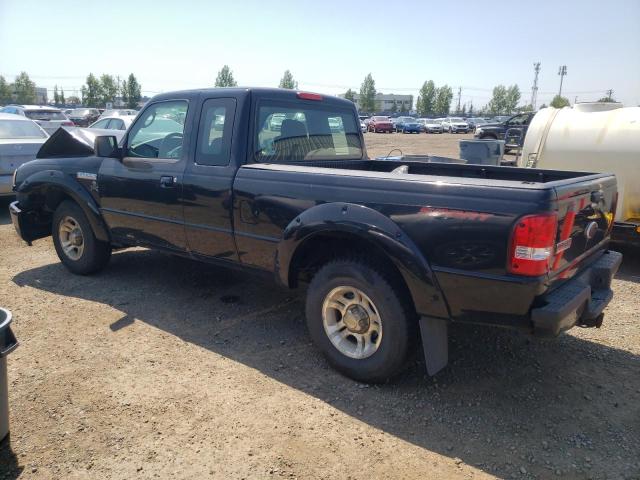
182,97 -> 239,260
98,99 -> 190,251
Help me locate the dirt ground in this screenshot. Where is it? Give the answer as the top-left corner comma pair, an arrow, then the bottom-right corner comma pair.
0,133 -> 638,480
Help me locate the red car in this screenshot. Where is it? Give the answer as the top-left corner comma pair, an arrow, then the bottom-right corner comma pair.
368,116 -> 394,133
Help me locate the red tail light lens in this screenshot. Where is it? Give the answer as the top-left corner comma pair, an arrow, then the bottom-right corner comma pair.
508,213 -> 558,276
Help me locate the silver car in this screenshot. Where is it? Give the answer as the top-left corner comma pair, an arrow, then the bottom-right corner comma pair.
0,105 -> 73,135
0,113 -> 49,196
89,115 -> 136,131
97,109 -> 138,120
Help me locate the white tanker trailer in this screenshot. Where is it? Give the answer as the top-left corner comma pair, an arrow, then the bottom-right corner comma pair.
520,102 -> 640,246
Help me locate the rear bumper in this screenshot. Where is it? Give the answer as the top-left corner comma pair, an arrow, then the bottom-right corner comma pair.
531,250 -> 622,337
611,221 -> 640,247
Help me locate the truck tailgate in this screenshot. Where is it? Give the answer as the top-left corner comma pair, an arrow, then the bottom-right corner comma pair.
549,174 -> 617,279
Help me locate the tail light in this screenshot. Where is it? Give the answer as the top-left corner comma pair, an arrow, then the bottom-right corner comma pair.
297,92 -> 322,101
62,121 -> 74,126
508,213 -> 558,276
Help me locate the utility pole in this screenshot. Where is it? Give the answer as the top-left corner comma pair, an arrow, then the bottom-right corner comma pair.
574,96 -> 578,105
557,65 -> 567,97
530,62 -> 541,109
456,87 -> 462,114
606,89 -> 614,101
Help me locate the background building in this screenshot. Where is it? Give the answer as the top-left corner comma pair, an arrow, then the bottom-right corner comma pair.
340,93 -> 413,114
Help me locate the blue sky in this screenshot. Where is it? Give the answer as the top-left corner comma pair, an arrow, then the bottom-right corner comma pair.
1,0 -> 638,107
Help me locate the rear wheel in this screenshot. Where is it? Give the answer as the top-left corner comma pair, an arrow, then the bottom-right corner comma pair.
52,200 -> 111,275
305,259 -> 416,382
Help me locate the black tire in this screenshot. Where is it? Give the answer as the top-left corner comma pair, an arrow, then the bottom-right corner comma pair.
305,258 -> 417,383
52,200 -> 111,275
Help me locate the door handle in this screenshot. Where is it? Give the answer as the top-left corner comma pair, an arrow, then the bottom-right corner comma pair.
160,176 -> 176,188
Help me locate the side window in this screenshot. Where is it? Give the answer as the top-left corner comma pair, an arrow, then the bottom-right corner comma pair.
126,100 -> 187,160
195,98 -> 236,166
507,114 -> 527,126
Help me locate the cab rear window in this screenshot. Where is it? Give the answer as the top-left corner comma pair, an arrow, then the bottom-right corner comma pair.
254,101 -> 362,163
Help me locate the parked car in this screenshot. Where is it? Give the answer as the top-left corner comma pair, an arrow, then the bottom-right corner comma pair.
89,115 -> 136,131
0,113 -> 48,197
394,116 -> 422,133
466,117 -> 489,132
418,118 -> 444,133
0,105 -> 73,135
441,117 -> 469,133
360,120 -> 367,133
98,109 -> 138,120
10,88 -> 621,383
68,108 -> 101,127
368,116 -> 394,133
475,112 -> 536,152
490,115 -> 511,123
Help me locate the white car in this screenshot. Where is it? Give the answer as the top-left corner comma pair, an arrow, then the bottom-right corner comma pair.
441,117 -> 469,133
0,113 -> 49,196
360,120 -> 367,133
89,115 -> 136,131
0,105 -> 73,135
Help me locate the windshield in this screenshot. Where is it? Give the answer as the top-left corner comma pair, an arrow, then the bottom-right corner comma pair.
372,116 -> 388,121
0,120 -> 47,139
24,110 -> 66,121
449,117 -> 464,122
255,102 -> 362,163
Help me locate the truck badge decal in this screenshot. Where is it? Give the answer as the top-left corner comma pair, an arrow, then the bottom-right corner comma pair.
77,172 -> 97,181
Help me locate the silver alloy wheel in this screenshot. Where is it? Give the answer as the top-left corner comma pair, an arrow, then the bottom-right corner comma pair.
322,286 -> 383,359
58,216 -> 84,261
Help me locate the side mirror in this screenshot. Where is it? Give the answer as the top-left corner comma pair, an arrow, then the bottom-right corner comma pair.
94,135 -> 120,158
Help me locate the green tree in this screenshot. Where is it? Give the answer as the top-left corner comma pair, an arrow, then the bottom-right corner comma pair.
461,104 -> 467,116
100,74 -> 119,106
67,96 -> 80,105
487,85 -> 508,115
215,65 -> 237,87
0,76 -> 12,104
121,74 -> 142,109
278,70 -> 298,89
515,103 -> 534,112
13,72 -> 36,104
359,73 -> 377,112
53,85 -> 60,105
468,102 -> 474,116
434,85 -> 453,115
550,95 -> 570,108
81,73 -> 103,107
505,84 -> 521,113
344,88 -> 355,102
59,88 -> 65,105
416,80 -> 436,116
597,96 -> 616,103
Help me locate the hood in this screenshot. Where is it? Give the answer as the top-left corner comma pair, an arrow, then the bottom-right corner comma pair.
36,127 -> 126,159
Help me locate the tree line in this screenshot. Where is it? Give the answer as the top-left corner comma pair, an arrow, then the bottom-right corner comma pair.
78,73 -> 141,109
213,65 -> 299,89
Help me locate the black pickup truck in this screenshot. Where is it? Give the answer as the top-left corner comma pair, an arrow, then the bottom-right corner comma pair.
474,112 -> 536,152
9,88 -> 622,382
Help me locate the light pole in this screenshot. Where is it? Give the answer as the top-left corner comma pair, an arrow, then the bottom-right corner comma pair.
558,65 -> 567,98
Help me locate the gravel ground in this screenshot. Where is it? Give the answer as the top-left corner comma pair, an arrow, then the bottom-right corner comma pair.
0,134 -> 638,480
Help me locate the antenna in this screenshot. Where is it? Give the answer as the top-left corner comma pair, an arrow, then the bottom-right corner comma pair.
530,62 -> 541,109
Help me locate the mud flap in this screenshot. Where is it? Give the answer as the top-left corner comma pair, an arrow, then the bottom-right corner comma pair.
419,316 -> 448,376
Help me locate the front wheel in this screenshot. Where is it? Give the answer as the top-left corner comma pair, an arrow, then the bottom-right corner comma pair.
305,259 -> 416,382
52,200 -> 111,275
